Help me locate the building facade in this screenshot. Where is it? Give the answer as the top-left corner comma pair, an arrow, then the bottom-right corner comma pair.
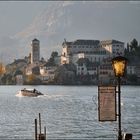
15,75 -> 23,85
100,40 -> 125,57
61,39 -> 125,65
61,39 -> 102,64
40,65 -> 57,82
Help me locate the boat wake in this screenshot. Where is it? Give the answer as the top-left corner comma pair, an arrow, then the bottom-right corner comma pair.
15,93 -> 23,97
16,93 -> 69,99
37,94 -> 69,99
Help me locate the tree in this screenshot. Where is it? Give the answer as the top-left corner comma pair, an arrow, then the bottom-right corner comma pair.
51,51 -> 58,58
25,74 -> 42,85
0,63 -> 5,75
130,38 -> 138,51
1,74 -> 7,84
1,74 -> 15,85
41,57 -> 46,62
125,39 -> 140,62
54,64 -> 76,85
124,43 -> 131,58
127,43 -> 130,52
127,74 -> 138,84
47,51 -> 58,66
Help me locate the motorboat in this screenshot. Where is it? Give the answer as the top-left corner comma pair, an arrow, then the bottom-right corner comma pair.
17,88 -> 43,97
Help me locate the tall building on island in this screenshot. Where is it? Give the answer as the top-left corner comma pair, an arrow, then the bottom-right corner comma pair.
31,38 -> 40,64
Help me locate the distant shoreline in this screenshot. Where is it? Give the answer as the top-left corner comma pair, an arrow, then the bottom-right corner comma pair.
0,83 -> 140,86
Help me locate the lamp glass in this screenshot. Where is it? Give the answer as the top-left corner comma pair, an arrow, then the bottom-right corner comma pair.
113,60 -> 126,77
112,56 -> 127,77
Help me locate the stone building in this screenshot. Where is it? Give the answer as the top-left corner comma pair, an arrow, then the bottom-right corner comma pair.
31,38 -> 40,64
100,40 -> 125,57
61,39 -> 124,65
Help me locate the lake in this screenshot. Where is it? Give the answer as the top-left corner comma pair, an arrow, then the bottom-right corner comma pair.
0,85 -> 139,139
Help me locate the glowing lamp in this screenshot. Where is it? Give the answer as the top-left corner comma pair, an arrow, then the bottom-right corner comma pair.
112,56 -> 127,77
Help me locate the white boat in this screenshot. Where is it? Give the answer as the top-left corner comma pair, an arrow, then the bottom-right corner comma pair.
17,88 -> 43,97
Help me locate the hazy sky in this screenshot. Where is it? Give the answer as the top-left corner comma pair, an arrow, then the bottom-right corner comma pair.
0,1 -> 140,41
0,1 -> 47,37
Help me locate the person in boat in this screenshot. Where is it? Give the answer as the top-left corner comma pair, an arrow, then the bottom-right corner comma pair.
33,88 -> 36,93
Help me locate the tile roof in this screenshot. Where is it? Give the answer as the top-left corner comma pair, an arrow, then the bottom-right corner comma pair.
32,38 -> 39,42
63,39 -> 100,46
100,40 -> 124,45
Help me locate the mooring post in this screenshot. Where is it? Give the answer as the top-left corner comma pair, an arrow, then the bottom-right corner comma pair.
35,119 -> 38,140
44,126 -> 46,140
35,113 -> 46,140
39,113 -> 41,135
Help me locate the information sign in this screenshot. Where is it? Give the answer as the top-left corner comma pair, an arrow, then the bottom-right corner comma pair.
98,86 -> 116,121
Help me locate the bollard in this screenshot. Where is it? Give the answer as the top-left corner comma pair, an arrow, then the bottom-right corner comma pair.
39,113 -> 41,135
34,113 -> 46,140
38,134 -> 46,140
35,119 -> 37,140
125,133 -> 132,140
44,126 -> 46,140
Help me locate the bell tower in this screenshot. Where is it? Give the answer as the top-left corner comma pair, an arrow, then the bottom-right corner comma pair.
31,38 -> 40,64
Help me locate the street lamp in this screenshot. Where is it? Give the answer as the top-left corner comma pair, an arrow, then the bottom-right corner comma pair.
112,56 -> 128,140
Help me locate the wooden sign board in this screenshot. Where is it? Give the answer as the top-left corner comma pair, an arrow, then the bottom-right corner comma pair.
98,86 -> 116,121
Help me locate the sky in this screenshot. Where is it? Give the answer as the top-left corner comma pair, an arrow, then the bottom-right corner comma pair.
0,1 -> 140,41
0,1 -> 46,37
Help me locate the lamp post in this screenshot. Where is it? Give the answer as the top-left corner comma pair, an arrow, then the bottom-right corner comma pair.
112,56 -> 127,140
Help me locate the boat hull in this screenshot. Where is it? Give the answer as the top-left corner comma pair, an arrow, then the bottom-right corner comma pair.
17,89 -> 43,97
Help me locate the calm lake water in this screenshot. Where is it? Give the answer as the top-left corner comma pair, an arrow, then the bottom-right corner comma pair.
0,85 -> 139,139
